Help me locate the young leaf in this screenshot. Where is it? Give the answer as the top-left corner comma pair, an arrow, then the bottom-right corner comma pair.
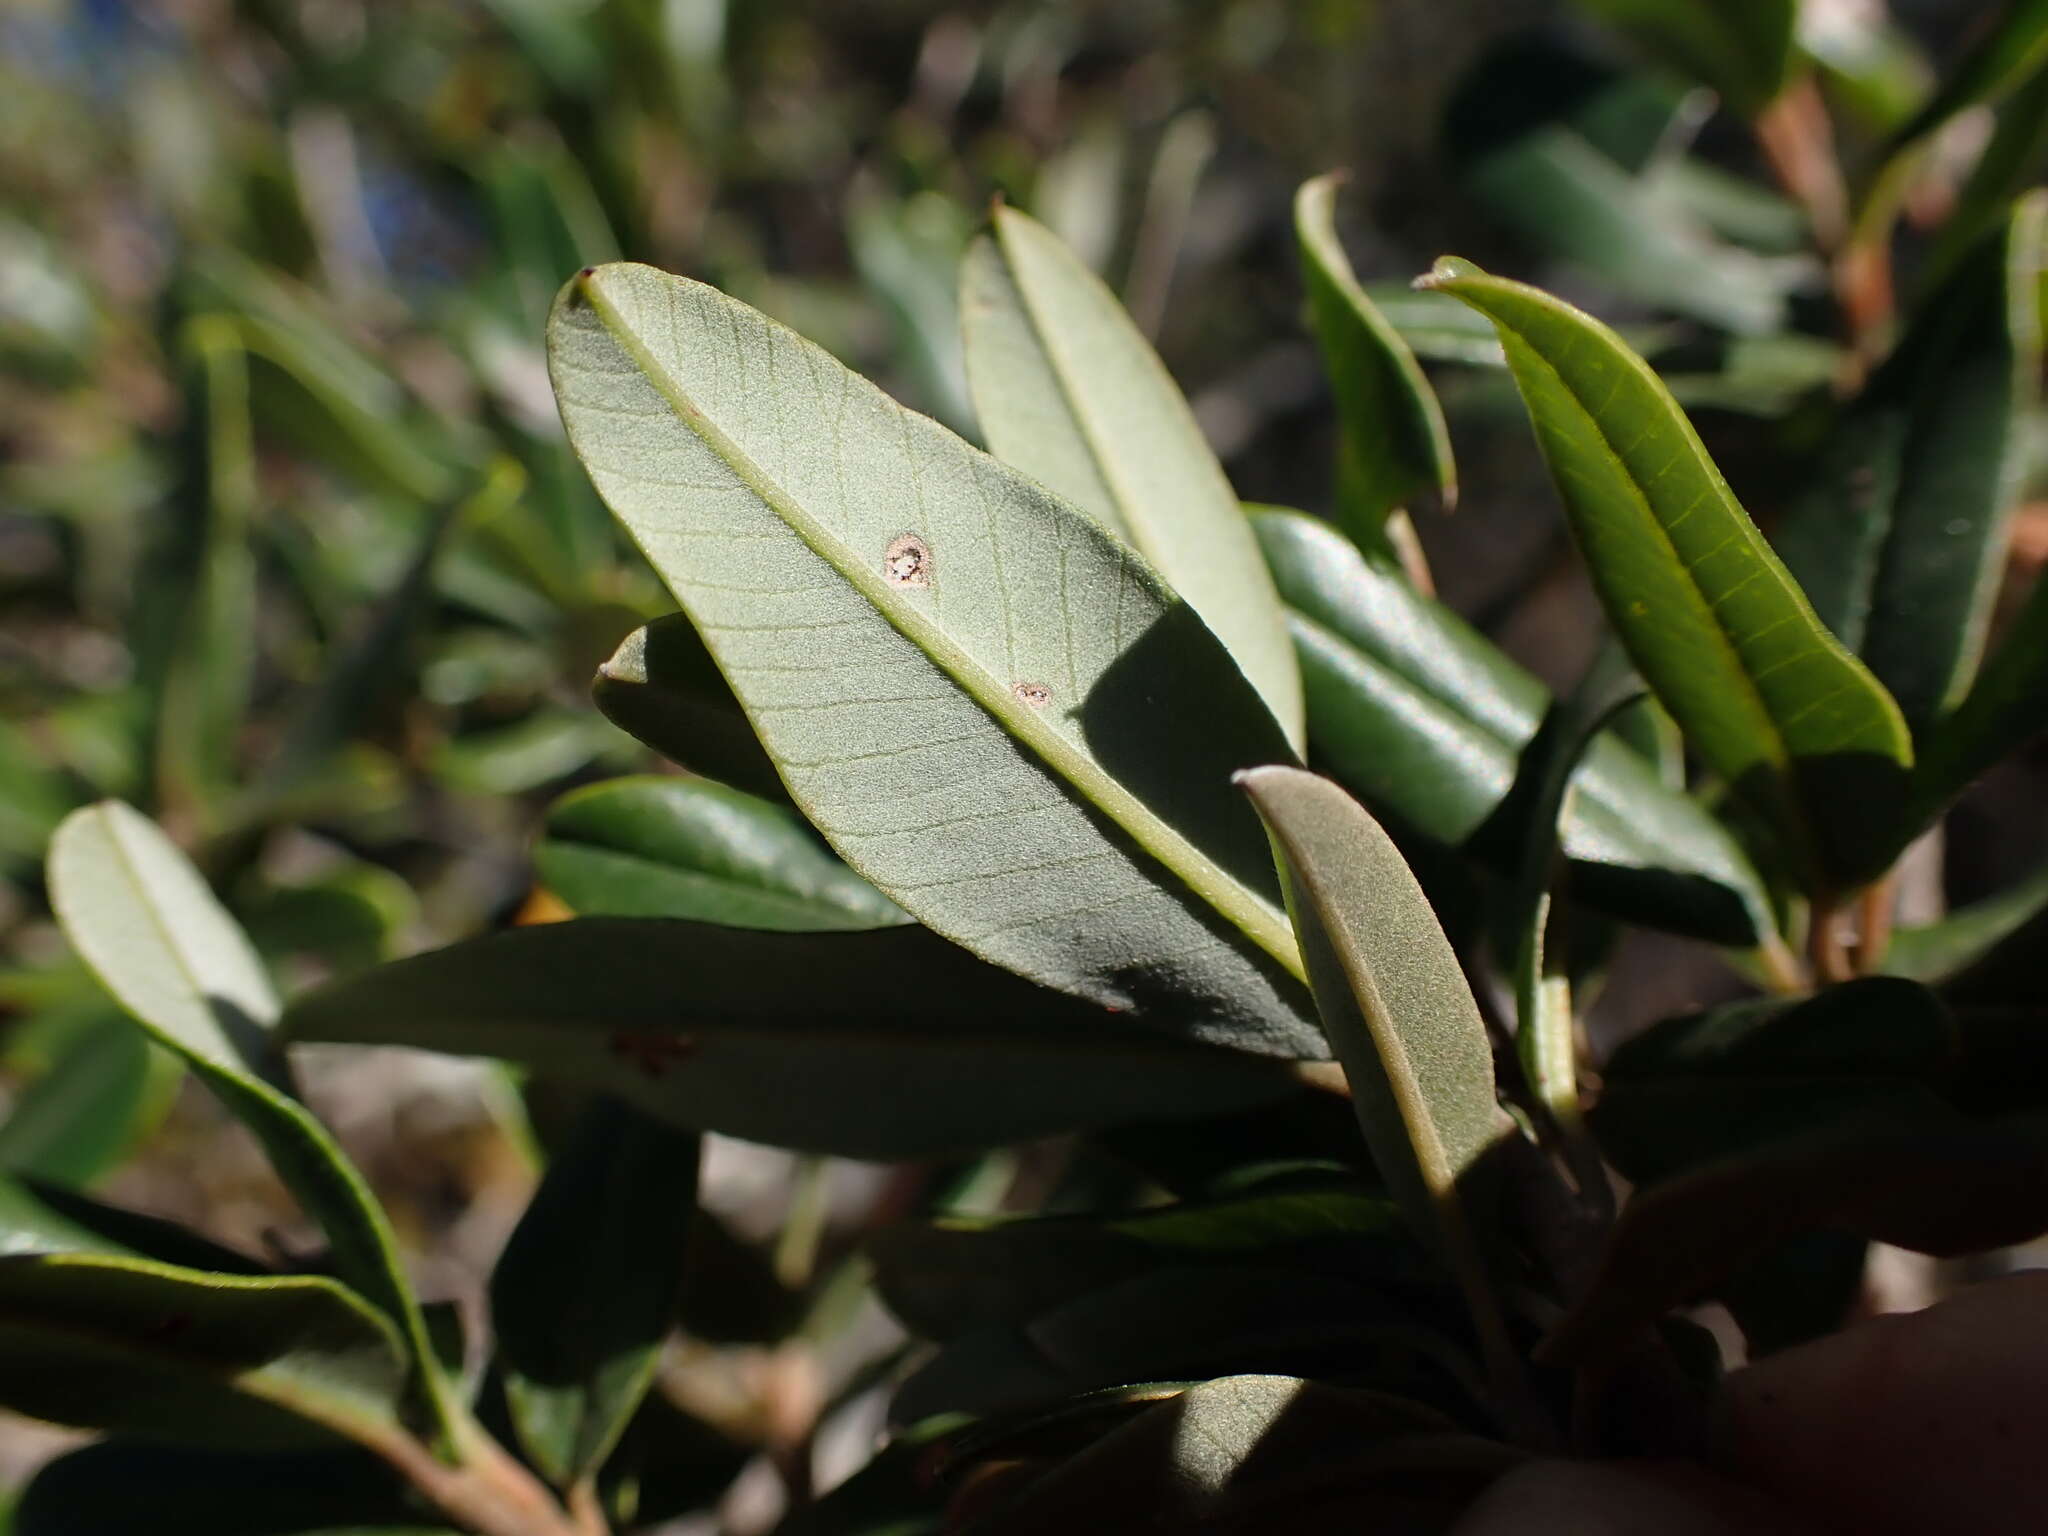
0,1252 -> 408,1449
1577,0 -> 1798,118
591,615 -> 790,804
491,1100 -> 697,1487
536,774 -> 908,930
1774,196 -> 2046,732
1909,565 -> 2048,824
282,919 -> 1299,1160
1293,173 -> 1456,538
1252,506 -> 1774,947
1420,258 -> 1913,892
1236,768 -> 1518,1400
957,206 -> 1304,747
547,263 -> 1316,1055
47,803 -> 458,1440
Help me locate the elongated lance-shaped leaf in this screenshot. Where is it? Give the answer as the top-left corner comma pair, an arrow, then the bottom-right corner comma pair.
537,774 -> 908,929
0,1251 -> 409,1450
491,1100 -> 697,1487
1910,569 -> 2048,827
1420,258 -> 1913,893
1921,68 -> 2048,291
1776,195 -> 2046,732
593,615 -> 791,804
1882,860 -> 2048,983
548,263 -> 1318,1057
282,920 -> 1298,1160
46,803 -> 460,1444
958,207 -> 1304,749
1252,506 -> 1776,947
1293,174 -> 1456,541
1236,769 -> 1515,1389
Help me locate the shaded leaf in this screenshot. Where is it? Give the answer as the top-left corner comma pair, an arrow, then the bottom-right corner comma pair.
591,614 -> 789,803
1252,506 -> 1772,947
959,207 -> 1303,747
1883,860 -> 2048,983
1421,258 -> 1912,892
47,803 -> 455,1436
1887,0 -> 2048,150
0,1014 -> 163,1187
1910,564 -> 2048,822
0,1171 -> 268,1272
548,263 -> 1315,1055
282,919 -> 1299,1161
1578,0 -> 1799,118
1775,196 -> 2045,732
1921,66 -> 2048,289
0,1251 -> 408,1449
536,774 -> 907,930
1294,173 -> 1455,538
491,1099 -> 697,1486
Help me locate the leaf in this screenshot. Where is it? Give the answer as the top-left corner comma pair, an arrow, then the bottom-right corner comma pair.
1577,0 -> 1799,118
1774,196 -> 2046,733
536,774 -> 908,930
1887,0 -> 2048,150
15,1440 -> 442,1536
491,1098 -> 697,1486
591,615 -> 789,803
0,1171 -> 268,1271
46,803 -> 457,1438
0,1014 -> 161,1187
1361,282 -> 1506,367
1294,173 -> 1456,540
1883,861 -> 2048,983
1921,67 -> 2048,289
1420,258 -> 1913,892
0,1250 -> 409,1448
846,186 -> 976,432
957,207 -> 1304,748
1909,559 -> 2048,822
547,262 -> 1316,1054
282,919 -> 1299,1160
1251,506 -> 1774,947
1236,768 -> 1515,1381
1546,1112 -> 2048,1364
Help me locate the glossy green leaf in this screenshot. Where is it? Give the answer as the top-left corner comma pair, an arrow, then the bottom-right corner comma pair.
1422,258 -> 1913,892
15,1440 -> 441,1536
536,774 -> 908,930
1882,861 -> 2048,983
1909,549 -> 2048,822
1237,767 -> 1516,1388
1887,0 -> 2048,150
592,615 -> 789,803
958,206 -> 1304,748
1294,173 -> 1455,538
0,1015 -> 161,1187
548,262 -> 1316,1055
282,919 -> 1299,1160
1547,1112 -> 2048,1364
872,1183 -> 1413,1341
0,1251 -> 408,1449
1252,506 -> 1774,947
1578,0 -> 1799,117
1775,196 -> 2046,732
46,803 -> 457,1439
491,1099 -> 697,1486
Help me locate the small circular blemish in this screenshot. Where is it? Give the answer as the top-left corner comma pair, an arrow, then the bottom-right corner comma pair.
1012,681 -> 1053,708
884,532 -> 932,588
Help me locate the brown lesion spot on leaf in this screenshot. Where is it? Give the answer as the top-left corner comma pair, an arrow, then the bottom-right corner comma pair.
609,1030 -> 699,1079
1011,681 -> 1053,708
883,532 -> 932,588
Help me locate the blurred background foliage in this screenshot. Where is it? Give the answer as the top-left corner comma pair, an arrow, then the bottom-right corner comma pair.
2,0 -> 2044,1519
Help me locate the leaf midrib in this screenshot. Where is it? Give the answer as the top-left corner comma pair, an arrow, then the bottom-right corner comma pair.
578,273 -> 1304,979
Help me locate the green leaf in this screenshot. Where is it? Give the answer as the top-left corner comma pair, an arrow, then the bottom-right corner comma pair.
1883,861 -> 2048,983
491,1099 -> 697,1486
46,803 -> 457,1440
1546,1112 -> 2048,1364
1578,0 -> 1799,118
1887,0 -> 2048,150
1909,552 -> 2048,821
592,615 -> 790,803
0,1171 -> 267,1271
282,919 -> 1299,1160
1774,196 -> 2046,732
847,187 -> 976,433
0,1251 -> 408,1449
536,774 -> 908,930
547,262 -> 1315,1054
1421,258 -> 1913,892
16,1441 -> 441,1536
958,207 -> 1304,748
1251,506 -> 1774,947
1920,67 -> 2048,289
0,1015 -> 162,1187
1237,768 -> 1518,1396
1293,174 -> 1456,539
1361,282 -> 1506,367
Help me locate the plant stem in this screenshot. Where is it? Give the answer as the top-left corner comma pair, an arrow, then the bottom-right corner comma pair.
1755,77 -> 1848,253
1808,899 -> 1856,985
356,1417 -> 595,1536
1854,874 -> 1898,974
